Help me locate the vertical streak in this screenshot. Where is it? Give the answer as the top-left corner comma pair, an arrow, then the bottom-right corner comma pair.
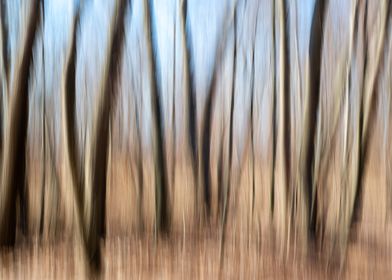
0,0 -> 8,83
353,0 -> 391,224
171,1 -> 177,207
250,1 -> 260,217
200,0 -> 237,223
87,0 -> 129,271
181,0 -> 198,202
223,1 -> 237,240
0,0 -> 41,246
301,0 -> 328,238
0,0 -> 9,181
219,4 -> 238,275
39,0 -> 46,237
271,0 -> 277,215
144,0 -> 170,233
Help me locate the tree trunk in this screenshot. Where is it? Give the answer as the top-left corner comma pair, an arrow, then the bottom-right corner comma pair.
144,0 -> 170,234
0,0 -> 41,246
300,0 -> 328,239
85,0 -> 128,271
180,0 -> 198,214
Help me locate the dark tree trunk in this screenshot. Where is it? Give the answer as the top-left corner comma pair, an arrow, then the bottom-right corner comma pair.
0,0 -> 41,246
86,0 -> 129,271
63,1 -> 84,220
282,0 -> 291,198
144,0 -> 170,234
135,98 -> 145,233
302,0 -> 328,238
62,1 -> 88,265
180,0 -> 198,210
200,7 -> 234,221
0,0 -> 9,164
0,0 -> 9,82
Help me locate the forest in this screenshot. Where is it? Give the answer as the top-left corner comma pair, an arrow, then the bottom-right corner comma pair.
0,0 -> 392,278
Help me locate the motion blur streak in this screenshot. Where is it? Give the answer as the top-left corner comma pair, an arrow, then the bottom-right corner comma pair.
0,0 -> 392,278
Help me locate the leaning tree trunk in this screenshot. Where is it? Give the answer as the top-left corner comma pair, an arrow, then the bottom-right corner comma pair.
299,0 -> 328,240
221,1 -> 237,254
85,0 -> 128,271
200,3 -> 237,222
0,0 -> 9,182
352,0 -> 391,226
180,0 -> 199,215
144,0 -> 170,234
61,0 -> 90,266
0,0 -> 41,246
219,6 -> 238,272
250,0 -> 260,219
39,0 -> 46,238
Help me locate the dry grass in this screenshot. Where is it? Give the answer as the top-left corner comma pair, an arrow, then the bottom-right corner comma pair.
0,226 -> 391,279
0,151 -> 390,279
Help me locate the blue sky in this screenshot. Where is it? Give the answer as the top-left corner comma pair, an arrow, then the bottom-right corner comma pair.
4,0 -> 319,155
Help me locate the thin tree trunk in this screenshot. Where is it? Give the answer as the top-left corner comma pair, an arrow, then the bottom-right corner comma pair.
250,0 -> 260,218
220,7 -> 238,271
171,3 -> 177,210
130,37 -> 145,233
300,0 -> 328,239
0,0 -> 8,83
144,0 -> 170,234
271,0 -> 277,215
134,96 -> 145,233
352,0 -> 391,225
61,1 -> 95,273
180,0 -> 199,214
200,3 -> 236,221
0,0 -> 9,182
271,0 -> 290,253
217,125 -> 225,221
39,0 -> 46,238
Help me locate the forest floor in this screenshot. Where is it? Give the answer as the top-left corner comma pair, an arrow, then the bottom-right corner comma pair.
0,226 -> 391,279
1,159 -> 391,279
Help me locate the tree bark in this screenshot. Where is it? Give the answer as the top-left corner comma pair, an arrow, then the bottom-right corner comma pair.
0,0 -> 41,246
300,0 -> 328,239
352,0 -> 391,226
86,0 -> 128,271
144,0 -> 170,234
180,0 -> 199,213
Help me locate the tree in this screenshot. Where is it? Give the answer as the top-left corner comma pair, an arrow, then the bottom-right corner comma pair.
180,0 -> 199,214
143,0 -> 170,234
352,0 -> 391,226
270,0 -> 291,253
0,0 -> 41,246
86,0 -> 129,270
62,0 -> 129,272
200,2 -> 237,221
219,4 -> 238,272
0,0 -> 9,166
299,0 -> 328,239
